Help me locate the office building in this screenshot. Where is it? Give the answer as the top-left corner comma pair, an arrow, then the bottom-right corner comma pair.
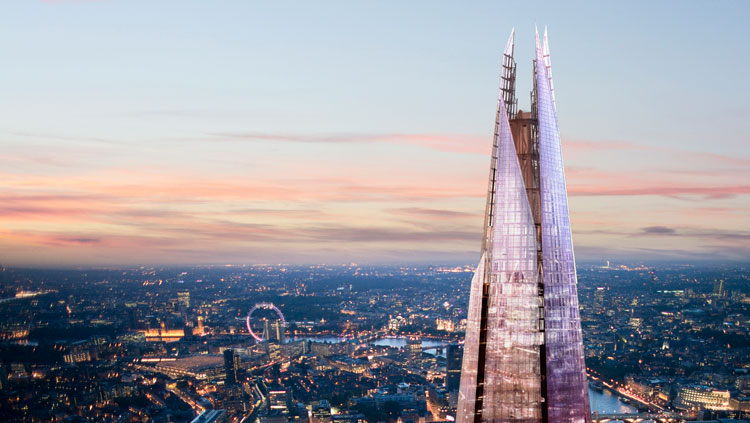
446,344 -> 462,392
224,349 -> 240,386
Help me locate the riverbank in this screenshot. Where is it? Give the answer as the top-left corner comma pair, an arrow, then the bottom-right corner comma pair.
589,379 -> 655,413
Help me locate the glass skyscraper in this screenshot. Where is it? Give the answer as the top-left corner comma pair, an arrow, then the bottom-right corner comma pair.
456,28 -> 591,423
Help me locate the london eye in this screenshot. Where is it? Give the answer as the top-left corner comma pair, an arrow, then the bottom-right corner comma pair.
246,302 -> 286,342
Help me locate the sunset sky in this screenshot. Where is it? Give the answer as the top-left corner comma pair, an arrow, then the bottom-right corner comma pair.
1,1 -> 749,267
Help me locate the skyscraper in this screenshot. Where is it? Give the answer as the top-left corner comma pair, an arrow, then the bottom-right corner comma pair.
177,290 -> 190,309
263,320 -> 285,343
407,338 -> 423,360
446,344 -> 463,392
713,279 -> 725,297
457,28 -> 591,423
224,348 -> 240,386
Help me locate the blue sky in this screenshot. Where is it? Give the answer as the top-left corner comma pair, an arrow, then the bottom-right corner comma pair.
1,1 -> 748,266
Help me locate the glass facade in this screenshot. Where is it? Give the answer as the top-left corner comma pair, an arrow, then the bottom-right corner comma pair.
535,29 -> 591,423
457,28 -> 590,423
457,251 -> 485,423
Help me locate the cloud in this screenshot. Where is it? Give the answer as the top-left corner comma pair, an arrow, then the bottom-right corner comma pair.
2,126 -> 749,265
0,153 -> 78,168
7,131 -> 126,146
192,133 -> 750,166
628,226 -> 750,245
640,226 -> 677,235
0,218 -> 482,267
389,207 -> 479,219
53,236 -> 101,245
564,139 -> 750,167
568,184 -> 750,199
298,226 -> 479,244
197,132 -> 488,154
575,243 -> 750,263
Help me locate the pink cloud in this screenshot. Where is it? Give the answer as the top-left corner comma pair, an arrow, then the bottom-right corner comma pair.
563,138 -> 750,167
388,207 -> 480,220
569,184 -> 750,199
2,128 -> 749,265
201,132 -> 488,154
568,185 -> 750,199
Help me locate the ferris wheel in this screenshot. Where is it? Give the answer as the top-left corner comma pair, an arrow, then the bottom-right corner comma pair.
245,302 -> 286,342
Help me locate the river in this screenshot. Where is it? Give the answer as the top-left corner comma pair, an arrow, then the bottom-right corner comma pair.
587,387 -> 637,413
288,336 -> 637,413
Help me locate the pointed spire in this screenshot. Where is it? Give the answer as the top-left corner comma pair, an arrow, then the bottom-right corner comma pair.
458,28 -> 590,423
542,26 -> 556,110
500,28 -> 517,120
504,27 -> 515,57
535,26 -> 592,423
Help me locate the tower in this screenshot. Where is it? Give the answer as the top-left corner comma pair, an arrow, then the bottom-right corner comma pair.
224,348 -> 240,386
446,344 -> 463,392
713,279 -> 725,297
407,338 -> 423,361
263,320 -> 285,343
456,28 -> 591,423
177,290 -> 190,309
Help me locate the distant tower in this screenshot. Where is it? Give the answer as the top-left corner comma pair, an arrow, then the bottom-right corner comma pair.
457,28 -> 591,423
273,321 -> 285,343
263,320 -> 285,343
407,338 -> 423,360
446,344 -> 463,392
594,287 -> 606,310
224,349 -> 240,385
193,315 -> 205,336
263,320 -> 271,341
178,290 -> 190,307
713,280 -> 725,297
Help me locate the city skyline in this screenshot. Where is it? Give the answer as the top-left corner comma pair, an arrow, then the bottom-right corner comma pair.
2,1 -> 750,267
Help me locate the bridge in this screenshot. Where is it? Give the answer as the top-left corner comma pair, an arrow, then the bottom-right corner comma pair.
592,412 -> 681,423
421,344 -> 448,354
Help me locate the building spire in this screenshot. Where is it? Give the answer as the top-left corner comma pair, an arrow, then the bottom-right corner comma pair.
542,26 -> 556,110
504,27 -> 515,56
501,28 -> 518,120
457,27 -> 591,423
535,26 -> 592,423
481,27 -> 519,252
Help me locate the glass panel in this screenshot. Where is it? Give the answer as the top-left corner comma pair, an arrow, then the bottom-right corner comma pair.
536,29 -> 591,423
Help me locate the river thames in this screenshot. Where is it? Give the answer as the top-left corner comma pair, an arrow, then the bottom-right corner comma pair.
588,387 -> 637,413
289,335 -> 637,413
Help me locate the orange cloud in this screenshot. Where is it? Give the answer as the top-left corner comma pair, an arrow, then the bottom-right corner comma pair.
2,129 -> 749,266
198,132 -> 489,154
569,184 -> 750,199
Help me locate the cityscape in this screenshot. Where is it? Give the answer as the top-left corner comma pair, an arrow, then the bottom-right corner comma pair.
2,1 -> 749,423
0,263 -> 748,422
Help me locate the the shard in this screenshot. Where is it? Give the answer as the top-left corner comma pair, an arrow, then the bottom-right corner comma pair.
456,28 -> 591,423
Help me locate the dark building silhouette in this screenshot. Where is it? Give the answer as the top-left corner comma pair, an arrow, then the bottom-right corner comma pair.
223,349 -> 240,386
446,344 -> 463,392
